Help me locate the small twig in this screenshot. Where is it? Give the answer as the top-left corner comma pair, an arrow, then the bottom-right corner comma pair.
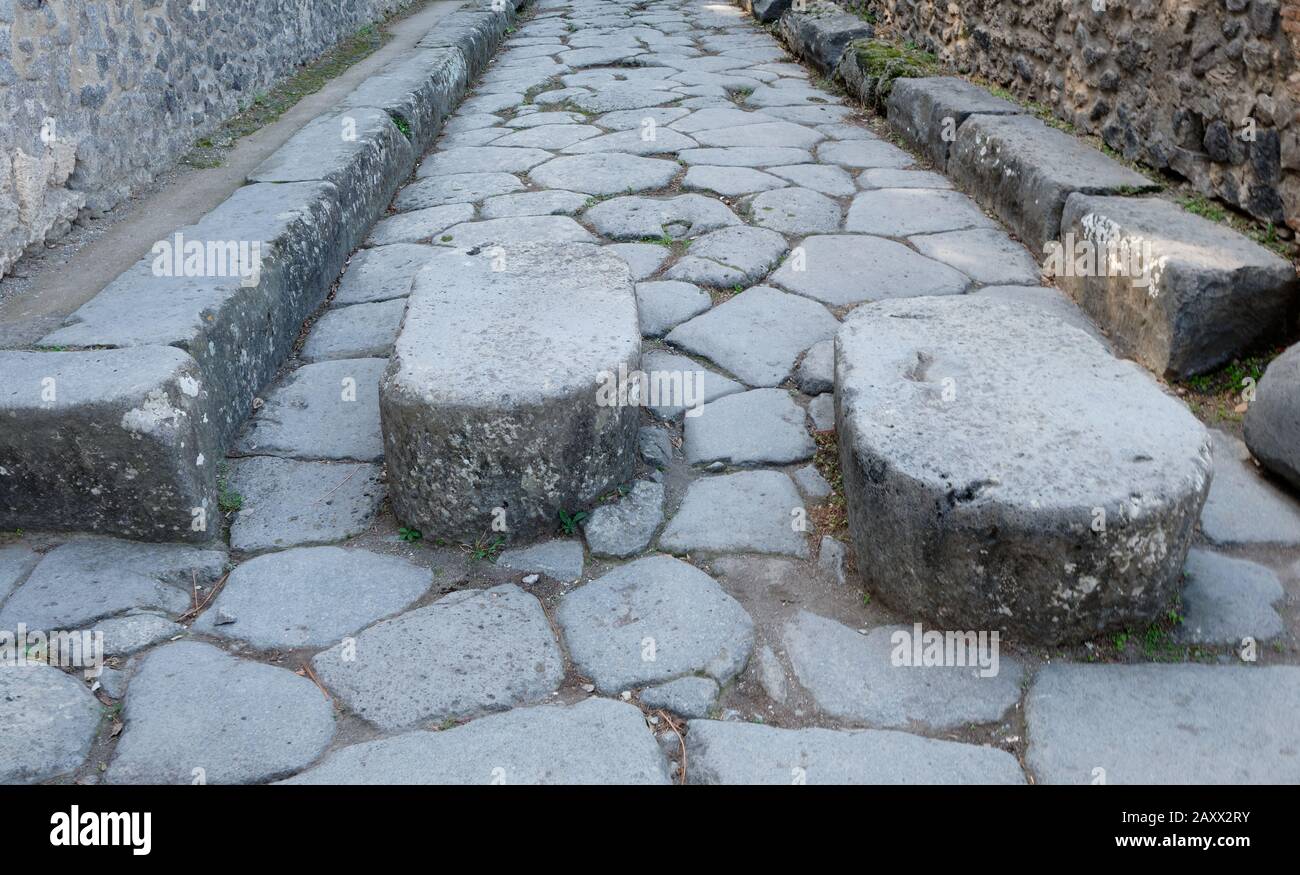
312,465 -> 363,506
656,709 -> 687,785
178,571 -> 231,623
301,661 -> 332,702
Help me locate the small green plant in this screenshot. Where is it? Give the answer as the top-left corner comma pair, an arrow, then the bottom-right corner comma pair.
462,533 -> 505,562
557,508 -> 588,536
390,113 -> 412,138
1180,195 -> 1226,223
216,464 -> 242,513
398,526 -> 423,543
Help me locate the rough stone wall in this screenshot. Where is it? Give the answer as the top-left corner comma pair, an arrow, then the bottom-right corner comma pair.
0,0 -> 415,278
868,0 -> 1299,230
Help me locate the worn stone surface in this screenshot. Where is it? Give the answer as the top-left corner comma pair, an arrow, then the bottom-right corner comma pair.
334,244 -> 433,305
1245,342 -> 1300,491
301,299 -> 406,363
769,163 -> 856,196
605,242 -> 671,280
778,2 -> 872,72
394,172 -> 525,211
585,194 -> 741,241
1176,548 -> 1285,644
909,228 -> 1041,286
480,189 -> 590,219
886,76 -> 1023,170
227,457 -> 384,552
640,676 -> 719,718
417,145 -> 553,177
0,663 -> 101,784
95,611 -> 186,657
807,392 -> 834,431
664,225 -> 789,287
748,186 -> 842,234
660,470 -> 809,558
817,138 -> 913,170
436,215 -> 597,248
796,339 -> 834,395
636,280 -> 712,337
529,153 -> 679,195
845,188 -> 994,236
584,481 -> 666,559
497,540 -> 585,582
971,285 -> 1107,343
768,234 -> 970,305
638,427 -> 673,469
640,349 -> 746,421
1201,430 -> 1300,546
793,464 -> 832,500
683,165 -> 787,196
366,203 -> 476,246
556,555 -> 755,693
0,545 -> 39,604
685,388 -> 815,466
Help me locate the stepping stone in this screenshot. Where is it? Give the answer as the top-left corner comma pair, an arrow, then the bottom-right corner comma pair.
235,358 -> 388,462
660,470 -> 809,558
380,244 -> 639,541
972,285 -> 1107,343
784,612 -> 1023,729
596,106 -> 692,129
1177,548 -> 1285,644
817,139 -> 914,169
562,127 -> 700,155
1026,663 -> 1300,784
0,663 -> 101,784
497,539 -> 585,582
665,225 -> 788,287
682,165 -> 787,196
417,146 -> 553,177
667,286 -> 839,387
1200,430 -> 1300,545
95,611 -> 185,657
583,480 -> 665,558
605,242 -> 671,279
193,547 -> 430,649
768,234 -> 971,306
686,720 -> 1025,785
640,676 -> 719,718
693,121 -> 824,149
0,544 -> 39,603
435,215 -> 597,248
529,153 -> 679,195
312,585 -> 564,732
0,538 -> 225,631
845,188 -> 995,236
335,244 -> 433,305
636,280 -> 712,337
908,228 -> 1041,285
585,194 -> 741,241
796,339 -> 833,394
283,698 -> 671,785
301,299 -> 405,363
394,172 -> 525,211
639,426 -> 673,468
669,107 -> 780,132
837,296 -> 1212,643
769,163 -> 856,196
807,392 -> 835,431
366,203 -> 475,246
685,388 -> 815,466
106,641 -> 335,784
480,189 -> 590,219
556,554 -> 754,692
678,146 -> 814,167
793,464 -> 832,499
1246,342 -> 1300,490
488,124 -> 603,149
640,349 -> 745,421
226,457 -> 384,552
748,187 -> 842,234
859,167 -> 953,189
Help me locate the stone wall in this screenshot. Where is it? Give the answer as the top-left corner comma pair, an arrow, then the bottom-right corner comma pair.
0,0 -> 417,278
866,0 -> 1300,231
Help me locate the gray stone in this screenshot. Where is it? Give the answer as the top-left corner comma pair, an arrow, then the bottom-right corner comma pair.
694,121 -> 824,150
106,641 -> 335,784
301,299 -> 406,363
762,104 -> 855,125
563,127 -> 700,156
807,392 -> 835,431
96,665 -> 128,700
0,544 -> 39,604
1026,663 -> 1300,784
750,0 -> 794,23
641,349 -> 746,421
660,470 -> 809,558
667,286 -> 839,386
193,547 -> 429,649
95,611 -> 185,657
777,1 -> 873,72
784,611 -> 1023,729
1201,430 -> 1300,546
664,225 -> 789,287
744,83 -> 838,108
1177,548 -> 1284,644
596,107 -> 692,130
846,188 -> 994,236
335,244 -> 433,305
584,194 -> 741,241
488,124 -> 602,149
949,114 -> 1158,255
566,85 -> 678,113
1058,193 -> 1299,378
505,110 -> 588,127
756,644 -> 788,703
605,242 -> 671,280
686,720 -> 1025,784
793,464 -> 832,500
227,457 -> 383,552
859,167 -> 954,189
584,481 -> 666,558
556,554 -> 754,692
417,146 -> 552,177
497,539 -> 585,582
394,172 -> 525,211
685,389 -> 815,466
312,585 -> 563,731
768,163 -> 856,196
0,663 -> 101,784
682,166 -> 787,196
636,280 -> 712,337
909,228 -> 1041,285
435,215 -> 597,248
971,285 -> 1107,343
366,203 -> 475,246
769,234 -> 971,306
638,427 -> 673,468
640,676 -> 719,718
886,76 -> 1024,171
796,339 -> 834,394
480,189 -> 590,219
1245,342 -> 1300,489
817,536 -> 847,584
669,107 -> 781,133
748,186 -> 842,234
235,358 -> 388,462
837,296 -> 1212,643
380,244 -> 639,541
817,138 -> 913,170
679,146 -> 814,167
529,153 -> 679,195
0,538 -> 224,631
284,698 -> 671,785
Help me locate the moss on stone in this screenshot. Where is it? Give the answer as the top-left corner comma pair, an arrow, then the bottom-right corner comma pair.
848,39 -> 940,108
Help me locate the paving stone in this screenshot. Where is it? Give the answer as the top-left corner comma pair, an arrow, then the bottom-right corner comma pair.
837,296 -> 1212,643
1176,548 -> 1285,644
488,124 -> 603,149
505,109 -> 588,127
459,92 -> 528,114
845,188 -> 994,236
784,611 -> 1023,729
497,540 -> 585,582
106,641 -> 335,784
908,228 -> 1041,285
435,215 -> 597,248
1201,430 -> 1300,546
480,189 -> 590,219
859,167 -> 953,189
972,285 -> 1106,343
743,83 -> 835,108
0,538 -> 225,631
529,153 -> 679,195
660,470 -> 809,558
1026,663 -> 1300,784
756,643 -> 788,703
234,358 -> 387,462
641,349 -> 746,421
636,280 -> 712,337
283,698 -> 671,785
638,427 -> 673,468
793,464 -> 832,500
0,663 -> 101,784
679,146 -> 814,167
767,163 -> 856,196
193,547 -> 429,649
640,676 -> 719,718
440,127 -> 510,147
95,611 -> 185,657
667,286 -> 839,387
693,121 -> 824,150
807,392 -> 835,431
95,665 -> 128,699
0,544 -> 39,604
817,535 -> 847,584
301,299 -> 405,363
686,720 -> 1025,784
393,172 -> 525,211
559,46 -> 649,68
796,339 -> 833,395
605,242 -> 671,279
442,112 -> 501,134
335,244 -> 433,305
563,127 -> 700,155
556,554 -> 754,692
682,166 -> 787,196
585,194 -> 741,241
816,139 -> 913,170
748,186 -> 842,234
417,146 -> 552,177
769,234 -> 971,306
567,85 -> 679,113
583,480 -> 666,559
685,389 -> 814,466
664,225 -> 788,287
596,106 -> 692,130
1246,342 -> 1300,490
313,584 -> 563,731
366,203 -> 476,246
669,106 -> 781,132
226,457 -> 384,553
763,104 -> 854,125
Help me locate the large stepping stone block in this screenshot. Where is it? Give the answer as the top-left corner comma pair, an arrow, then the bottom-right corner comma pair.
1026,664 -> 1300,784
836,296 -> 1211,644
1058,194 -> 1298,378
1245,342 -> 1300,490
381,243 -> 639,541
948,114 -> 1158,256
886,76 -> 1023,171
0,348 -> 218,541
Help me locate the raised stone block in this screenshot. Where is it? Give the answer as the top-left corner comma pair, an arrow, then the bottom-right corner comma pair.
948,114 -> 1158,256
836,296 -> 1211,644
380,243 -> 639,541
778,1 -> 873,73
747,0 -> 794,24
342,47 -> 471,153
886,76 -> 1023,171
419,6 -> 516,78
1245,342 -> 1300,490
1058,194 -> 1298,378
0,348 -> 218,541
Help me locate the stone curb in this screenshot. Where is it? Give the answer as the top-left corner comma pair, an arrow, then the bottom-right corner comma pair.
776,1 -> 872,74
0,0 -> 527,541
